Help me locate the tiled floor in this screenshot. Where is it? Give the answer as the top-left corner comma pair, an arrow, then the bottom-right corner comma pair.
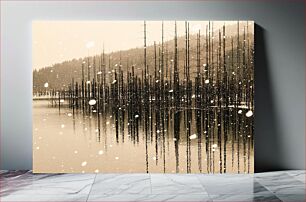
0,170 -> 305,201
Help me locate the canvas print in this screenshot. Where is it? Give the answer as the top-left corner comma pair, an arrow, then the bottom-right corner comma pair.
33,21 -> 254,173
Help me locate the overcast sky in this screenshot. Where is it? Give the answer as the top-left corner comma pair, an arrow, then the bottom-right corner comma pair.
33,21 -> 253,70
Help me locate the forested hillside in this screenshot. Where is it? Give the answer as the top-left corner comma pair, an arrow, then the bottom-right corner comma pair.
33,31 -> 254,93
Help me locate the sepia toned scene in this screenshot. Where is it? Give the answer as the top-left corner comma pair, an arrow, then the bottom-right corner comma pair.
33,21 -> 254,174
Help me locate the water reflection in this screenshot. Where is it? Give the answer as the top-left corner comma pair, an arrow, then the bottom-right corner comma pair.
33,100 -> 253,173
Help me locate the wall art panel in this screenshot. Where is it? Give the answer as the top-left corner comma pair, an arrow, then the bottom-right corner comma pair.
33,21 -> 254,173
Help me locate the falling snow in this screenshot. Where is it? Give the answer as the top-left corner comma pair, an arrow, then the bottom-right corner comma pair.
189,134 -> 197,140
246,110 -> 253,117
86,41 -> 95,49
89,99 -> 97,106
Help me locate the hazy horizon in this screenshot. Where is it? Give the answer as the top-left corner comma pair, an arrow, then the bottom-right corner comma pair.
33,21 -> 253,70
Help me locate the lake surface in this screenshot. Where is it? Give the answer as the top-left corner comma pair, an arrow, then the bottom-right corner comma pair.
33,100 -> 253,173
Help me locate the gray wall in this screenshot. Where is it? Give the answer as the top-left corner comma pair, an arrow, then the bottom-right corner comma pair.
1,0 -> 305,171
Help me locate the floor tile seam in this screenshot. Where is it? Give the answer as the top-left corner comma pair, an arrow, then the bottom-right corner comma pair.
86,174 -> 97,202
149,174 -> 153,195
